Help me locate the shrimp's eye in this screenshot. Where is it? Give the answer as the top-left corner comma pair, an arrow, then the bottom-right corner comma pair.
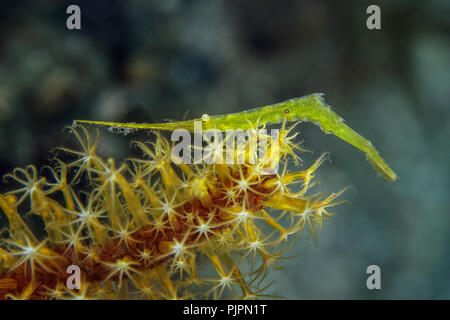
283,108 -> 290,115
201,114 -> 210,121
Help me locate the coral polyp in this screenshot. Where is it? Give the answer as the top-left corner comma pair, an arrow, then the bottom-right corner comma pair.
0,123 -> 345,299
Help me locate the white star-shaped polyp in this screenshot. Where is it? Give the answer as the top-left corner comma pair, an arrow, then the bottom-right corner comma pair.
173,257 -> 190,275
210,272 -> 238,298
219,276 -> 231,287
299,207 -> 313,223
198,223 -> 209,234
117,229 -> 128,238
228,169 -> 261,202
193,214 -> 217,241
57,227 -> 86,255
171,240 -> 185,259
236,209 -> 250,225
23,246 -> 37,256
139,249 -> 151,260
157,192 -> 182,220
68,208 -> 98,232
3,166 -> 47,208
117,259 -> 130,269
7,237 -> 59,276
239,180 -> 248,189
103,258 -> 140,288
249,240 -> 260,250
65,192 -> 105,235
162,203 -> 171,213
153,217 -> 166,232
222,202 -> 256,228
246,239 -> 265,259
196,224 -> 211,241
79,209 -> 91,221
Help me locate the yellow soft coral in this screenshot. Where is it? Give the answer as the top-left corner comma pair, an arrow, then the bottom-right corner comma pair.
0,123 -> 345,300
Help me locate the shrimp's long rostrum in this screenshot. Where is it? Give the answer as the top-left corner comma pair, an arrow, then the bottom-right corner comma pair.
74,93 -> 397,182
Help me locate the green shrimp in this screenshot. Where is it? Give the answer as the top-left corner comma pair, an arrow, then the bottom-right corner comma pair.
74,93 -> 397,182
